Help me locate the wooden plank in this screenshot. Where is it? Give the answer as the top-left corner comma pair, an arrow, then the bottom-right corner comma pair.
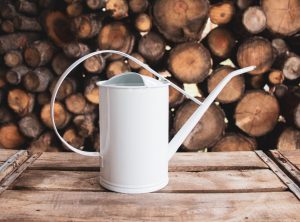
11,169 -> 286,193
0,149 -> 19,164
30,151 -> 267,171
256,150 -> 300,200
0,150 -> 28,182
0,153 -> 41,195
0,191 -> 299,221
270,150 -> 300,186
280,150 -> 300,169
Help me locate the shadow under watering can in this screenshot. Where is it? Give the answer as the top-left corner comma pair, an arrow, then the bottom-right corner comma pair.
50,50 -> 256,193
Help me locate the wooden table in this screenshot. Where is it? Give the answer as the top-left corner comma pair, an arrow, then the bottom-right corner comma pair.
0,149 -> 300,221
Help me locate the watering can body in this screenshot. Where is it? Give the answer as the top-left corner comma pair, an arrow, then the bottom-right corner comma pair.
50,50 -> 255,193
98,74 -> 169,192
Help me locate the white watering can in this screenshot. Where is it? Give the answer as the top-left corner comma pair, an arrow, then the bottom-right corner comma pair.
50,50 -> 255,193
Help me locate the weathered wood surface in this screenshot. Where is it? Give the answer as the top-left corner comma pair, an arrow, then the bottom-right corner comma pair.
13,169 -> 286,193
280,150 -> 300,169
0,149 -> 267,171
270,150 -> 300,186
1,149 -> 300,222
0,191 -> 299,222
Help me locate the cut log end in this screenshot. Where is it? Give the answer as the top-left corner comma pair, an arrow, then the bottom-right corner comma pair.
235,90 -> 280,137
242,6 -> 266,34
209,1 -> 235,25
211,133 -> 257,152
208,66 -> 245,104
174,98 -> 226,151
0,123 -> 25,149
168,42 -> 211,83
237,37 -> 274,75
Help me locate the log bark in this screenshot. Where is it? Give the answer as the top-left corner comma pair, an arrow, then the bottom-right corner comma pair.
261,0 -> 300,36
37,91 -> 51,105
6,66 -> 30,85
106,0 -> 128,19
1,20 -> 14,33
209,1 -> 235,25
168,42 -> 211,83
51,53 -> 73,75
49,77 -> 76,101
249,75 -> 265,89
13,15 -> 42,32
4,50 -> 23,68
73,113 -> 96,137
234,90 -> 280,136
0,2 -> 16,19
63,127 -> 84,150
211,133 -> 257,152
8,88 -> 35,116
277,127 -> 300,151
168,77 -> 185,108
0,123 -> 25,149
40,102 -> 71,129
72,14 -> 101,39
138,32 -> 165,62
97,22 -> 134,60
173,98 -> 226,151
0,33 -> 40,54
128,53 -> 145,70
16,0 -> 38,15
280,87 -> 300,129
237,0 -> 253,10
24,41 -> 55,67
84,76 -> 99,104
63,42 -> 90,58
86,0 -> 105,10
65,93 -> 95,114
18,114 -> 43,138
44,11 -> 75,47
135,13 -> 152,32
272,84 -> 288,99
206,27 -> 235,59
106,60 -> 130,79
23,67 -> 53,92
129,0 -> 148,13
237,36 -> 274,75
138,67 -> 154,78
153,0 -> 209,42
28,132 -> 59,154
207,66 -> 245,104
83,54 -> 105,74
0,107 -> 14,124
242,6 -> 266,34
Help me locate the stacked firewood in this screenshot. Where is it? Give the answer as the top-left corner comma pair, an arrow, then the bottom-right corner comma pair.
0,0 -> 299,153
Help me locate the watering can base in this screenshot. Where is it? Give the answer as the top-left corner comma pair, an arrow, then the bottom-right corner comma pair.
99,176 -> 169,194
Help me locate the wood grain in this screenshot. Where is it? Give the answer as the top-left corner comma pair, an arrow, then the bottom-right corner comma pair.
280,150 -> 300,169
29,151 -> 267,171
0,191 -> 299,221
12,169 -> 286,193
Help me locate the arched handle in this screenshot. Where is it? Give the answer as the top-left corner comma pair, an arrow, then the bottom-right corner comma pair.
50,50 -> 204,157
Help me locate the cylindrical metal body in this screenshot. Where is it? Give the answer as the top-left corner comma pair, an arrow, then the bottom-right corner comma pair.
98,73 -> 169,193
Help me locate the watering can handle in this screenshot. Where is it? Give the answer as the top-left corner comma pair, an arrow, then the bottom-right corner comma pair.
50,50 -> 205,157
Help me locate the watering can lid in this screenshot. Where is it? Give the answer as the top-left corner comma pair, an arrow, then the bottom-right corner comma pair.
96,72 -> 169,88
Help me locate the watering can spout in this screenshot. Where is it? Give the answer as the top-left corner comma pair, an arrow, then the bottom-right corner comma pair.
167,66 -> 256,161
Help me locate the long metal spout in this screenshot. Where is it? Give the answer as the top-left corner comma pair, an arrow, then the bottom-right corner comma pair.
167,66 -> 256,161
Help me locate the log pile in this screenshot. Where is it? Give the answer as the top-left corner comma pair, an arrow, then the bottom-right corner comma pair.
0,0 -> 299,153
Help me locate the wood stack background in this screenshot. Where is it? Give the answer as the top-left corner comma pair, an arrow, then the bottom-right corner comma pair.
0,0 -> 299,153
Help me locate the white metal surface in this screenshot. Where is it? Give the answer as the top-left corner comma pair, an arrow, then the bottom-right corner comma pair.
50,50 -> 255,193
